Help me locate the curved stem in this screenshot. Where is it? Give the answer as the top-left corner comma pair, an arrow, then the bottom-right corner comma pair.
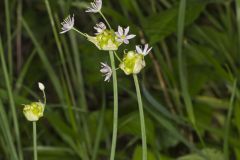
41,90 -> 46,105
99,11 -> 112,30
109,51 -> 118,160
33,122 -> 37,160
73,27 -> 87,37
133,74 -> 147,160
114,51 -> 122,62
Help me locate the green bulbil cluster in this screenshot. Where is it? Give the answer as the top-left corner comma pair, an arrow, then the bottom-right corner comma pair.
23,102 -> 45,122
87,30 -> 121,51
119,51 -> 145,75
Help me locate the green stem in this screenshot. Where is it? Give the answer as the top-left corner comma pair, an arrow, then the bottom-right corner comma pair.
42,90 -> 46,105
109,51 -> 118,160
99,11 -> 112,30
133,74 -> 147,160
114,51 -> 122,62
33,122 -> 37,160
73,28 -> 87,37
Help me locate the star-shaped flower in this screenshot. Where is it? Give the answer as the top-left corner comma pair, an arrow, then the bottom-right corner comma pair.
86,0 -> 102,13
115,26 -> 136,44
60,15 -> 74,34
100,62 -> 112,82
94,22 -> 106,35
136,44 -> 152,56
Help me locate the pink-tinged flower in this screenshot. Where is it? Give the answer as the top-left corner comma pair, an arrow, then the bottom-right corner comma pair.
94,22 -> 106,35
86,0 -> 102,13
60,15 -> 74,34
136,44 -> 152,56
100,62 -> 112,82
115,26 -> 136,44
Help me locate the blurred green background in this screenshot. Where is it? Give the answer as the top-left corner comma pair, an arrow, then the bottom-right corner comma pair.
1,0 -> 240,159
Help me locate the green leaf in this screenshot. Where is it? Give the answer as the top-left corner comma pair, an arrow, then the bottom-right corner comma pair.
143,2 -> 206,44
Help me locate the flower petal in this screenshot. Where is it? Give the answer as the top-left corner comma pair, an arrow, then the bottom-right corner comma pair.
126,34 -> 136,40
136,45 -> 142,54
124,39 -> 129,44
124,26 -> 130,36
118,26 -> 123,36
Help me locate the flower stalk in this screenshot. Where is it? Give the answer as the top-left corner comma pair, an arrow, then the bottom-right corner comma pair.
133,74 -> 147,160
33,121 -> 37,160
109,51 -> 118,160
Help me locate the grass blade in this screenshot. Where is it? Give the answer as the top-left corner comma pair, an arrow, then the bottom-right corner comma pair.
0,99 -> 18,160
4,0 -> 13,82
0,37 -> 22,160
223,79 -> 237,160
177,0 -> 205,147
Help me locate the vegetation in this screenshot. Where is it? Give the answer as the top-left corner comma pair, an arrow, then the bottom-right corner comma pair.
0,0 -> 239,159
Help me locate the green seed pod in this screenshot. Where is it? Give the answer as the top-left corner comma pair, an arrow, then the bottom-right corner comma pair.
87,30 -> 121,51
119,51 -> 145,75
23,102 -> 45,122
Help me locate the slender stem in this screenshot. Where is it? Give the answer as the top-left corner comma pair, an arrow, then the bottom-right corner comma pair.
42,90 -> 46,105
109,51 -> 118,160
114,51 -> 122,62
73,28 -> 87,37
33,122 -> 37,160
133,74 -> 147,160
99,11 -> 112,30
99,11 -> 119,160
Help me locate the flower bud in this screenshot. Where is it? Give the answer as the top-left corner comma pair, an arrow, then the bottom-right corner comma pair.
87,30 -> 121,51
119,51 -> 146,75
23,102 -> 45,122
38,82 -> 45,91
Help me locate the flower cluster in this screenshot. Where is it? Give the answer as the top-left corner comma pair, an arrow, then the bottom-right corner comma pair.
23,83 -> 46,121
60,0 -> 152,82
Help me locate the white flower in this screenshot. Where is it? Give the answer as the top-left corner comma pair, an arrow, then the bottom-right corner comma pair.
136,44 -> 152,56
86,0 -> 102,13
94,22 -> 106,35
38,82 -> 45,91
100,62 -> 112,82
115,26 -> 136,44
60,14 -> 74,34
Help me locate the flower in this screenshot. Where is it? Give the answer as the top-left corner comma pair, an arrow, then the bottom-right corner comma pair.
23,102 -> 45,121
87,30 -> 121,51
86,0 -> 102,13
100,62 -> 112,82
60,14 -> 74,34
38,82 -> 45,91
115,26 -> 136,44
136,44 -> 152,56
119,51 -> 145,75
94,22 -> 106,35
